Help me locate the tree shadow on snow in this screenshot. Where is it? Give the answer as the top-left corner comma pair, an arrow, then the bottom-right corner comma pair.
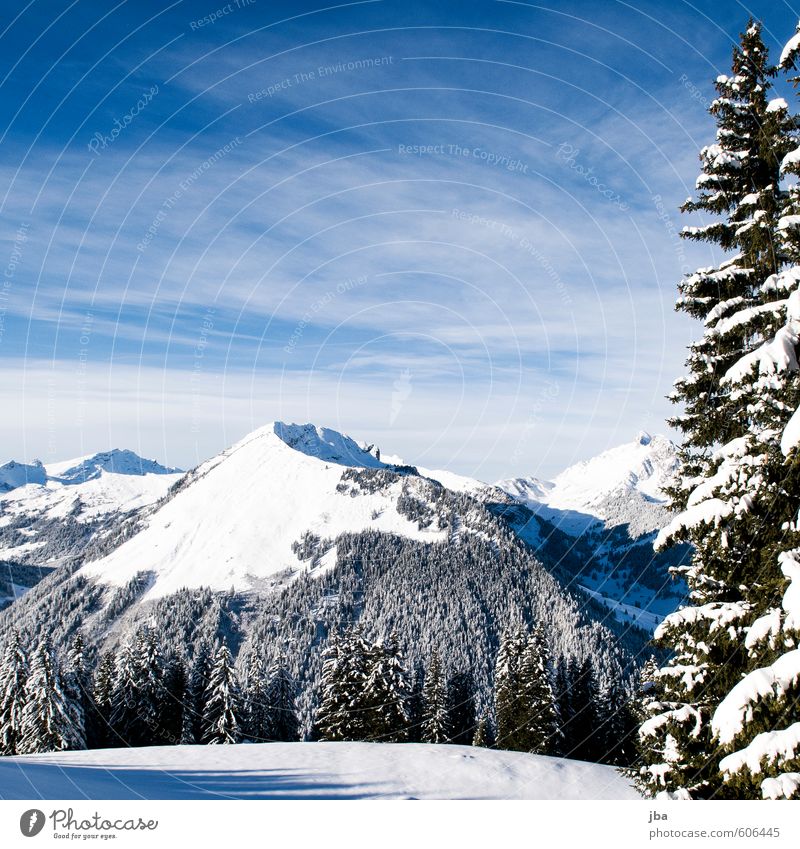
0,761 -> 387,800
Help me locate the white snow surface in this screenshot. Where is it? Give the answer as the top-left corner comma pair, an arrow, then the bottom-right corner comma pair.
654,498 -> 735,550
0,471 -> 182,526
781,406 -> 800,456
767,97 -> 789,113
782,146 -> 800,171
417,466 -> 493,497
80,423 -> 448,599
0,742 -> 637,800
779,550 -> 800,632
497,432 -> 678,519
579,585 -> 664,631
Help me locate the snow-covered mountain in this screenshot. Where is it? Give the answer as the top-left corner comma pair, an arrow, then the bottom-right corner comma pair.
0,421 -> 643,732
79,422 -> 452,600
497,432 -> 687,629
0,459 -> 47,492
0,449 -> 182,608
498,432 -> 678,524
0,425 -> 687,634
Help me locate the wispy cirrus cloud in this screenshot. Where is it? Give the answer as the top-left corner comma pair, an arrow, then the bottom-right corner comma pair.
1,0 -> 794,477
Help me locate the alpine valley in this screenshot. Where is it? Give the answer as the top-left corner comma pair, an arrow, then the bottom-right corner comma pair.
0,422 -> 687,734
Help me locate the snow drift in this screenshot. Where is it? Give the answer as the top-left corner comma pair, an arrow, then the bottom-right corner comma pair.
0,742 -> 638,800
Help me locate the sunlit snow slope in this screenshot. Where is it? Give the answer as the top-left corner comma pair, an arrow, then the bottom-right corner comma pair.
0,742 -> 638,800
80,423 -> 449,599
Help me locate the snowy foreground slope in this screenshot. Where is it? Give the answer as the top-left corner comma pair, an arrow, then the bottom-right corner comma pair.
0,742 -> 637,800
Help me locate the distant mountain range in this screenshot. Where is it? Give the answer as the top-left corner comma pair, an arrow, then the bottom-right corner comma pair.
496,432 -> 687,631
0,422 -> 688,727
1,426 -> 687,626
0,450 -> 182,607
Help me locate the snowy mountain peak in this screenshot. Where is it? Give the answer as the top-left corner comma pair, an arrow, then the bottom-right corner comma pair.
46,449 -> 182,484
0,459 -> 47,493
271,421 -> 386,469
78,421 -> 442,599
496,433 -> 679,514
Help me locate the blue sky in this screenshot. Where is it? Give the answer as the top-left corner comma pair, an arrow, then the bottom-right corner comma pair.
1,0 -> 799,480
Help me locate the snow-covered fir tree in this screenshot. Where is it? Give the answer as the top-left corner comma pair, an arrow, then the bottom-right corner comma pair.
597,677 -> 636,766
446,670 -> 477,746
519,625 -> 560,755
108,628 -> 167,747
17,636 -> 84,754
90,650 -> 116,749
0,630 -> 28,755
202,641 -> 241,744
494,625 -> 527,751
421,648 -> 449,743
362,632 -> 410,742
64,634 -> 88,702
109,637 -> 142,746
562,657 -> 600,762
668,19 -> 794,469
472,709 -> 493,748
63,633 -> 92,747
314,626 -> 371,741
242,652 -> 270,742
638,20 -> 800,798
407,662 -> 425,743
160,654 -> 186,746
697,26 -> 800,799
494,624 -> 561,754
182,641 -> 212,745
135,627 -> 166,743
264,654 -> 300,742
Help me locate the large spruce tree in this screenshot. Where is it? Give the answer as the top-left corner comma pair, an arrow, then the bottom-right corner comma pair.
704,24 -> 800,800
519,625 -> 560,755
638,20 -> 799,798
314,627 -> 371,741
494,626 -> 527,751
